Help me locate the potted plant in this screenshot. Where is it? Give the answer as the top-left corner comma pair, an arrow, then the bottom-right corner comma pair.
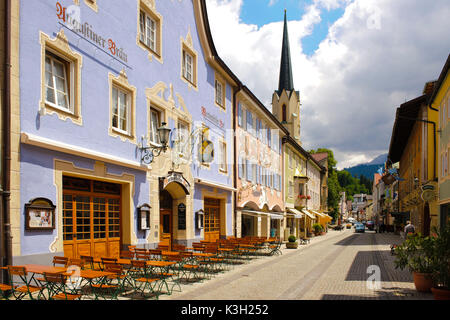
394,233 -> 435,292
286,235 -> 298,249
313,223 -> 323,236
429,225 -> 450,300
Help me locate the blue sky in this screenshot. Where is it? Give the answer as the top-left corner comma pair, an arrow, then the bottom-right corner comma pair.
240,0 -> 346,56
206,0 -> 450,169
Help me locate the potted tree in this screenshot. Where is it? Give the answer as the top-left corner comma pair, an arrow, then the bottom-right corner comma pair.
313,223 -> 323,236
394,233 -> 435,293
430,225 -> 450,300
286,235 -> 298,249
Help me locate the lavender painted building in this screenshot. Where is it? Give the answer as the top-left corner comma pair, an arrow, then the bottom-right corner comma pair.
11,0 -> 238,263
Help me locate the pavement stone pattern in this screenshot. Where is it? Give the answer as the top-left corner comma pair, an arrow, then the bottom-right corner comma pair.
162,228 -> 434,300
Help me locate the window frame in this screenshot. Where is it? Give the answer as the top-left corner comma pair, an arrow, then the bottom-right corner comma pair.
111,85 -> 131,135
137,0 -> 163,62
44,51 -> 71,113
149,107 -> 162,146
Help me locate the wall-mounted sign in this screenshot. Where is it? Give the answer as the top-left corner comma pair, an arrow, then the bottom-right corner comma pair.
199,139 -> 214,164
25,198 -> 56,231
201,106 -> 224,130
56,2 -> 128,64
137,203 -> 151,231
178,203 -> 186,230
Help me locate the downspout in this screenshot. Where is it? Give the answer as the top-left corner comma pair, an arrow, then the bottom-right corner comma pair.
233,85 -> 242,237
1,0 -> 12,284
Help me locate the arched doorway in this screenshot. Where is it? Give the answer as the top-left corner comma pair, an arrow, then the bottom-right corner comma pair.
159,171 -> 191,250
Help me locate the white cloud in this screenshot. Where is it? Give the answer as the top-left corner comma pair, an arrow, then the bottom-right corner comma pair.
205,0 -> 450,169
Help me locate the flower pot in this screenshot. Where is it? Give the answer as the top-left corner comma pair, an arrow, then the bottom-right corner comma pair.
431,287 -> 450,300
412,272 -> 433,292
286,242 -> 298,249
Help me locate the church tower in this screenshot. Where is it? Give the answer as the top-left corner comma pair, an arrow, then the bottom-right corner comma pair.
272,10 -> 301,144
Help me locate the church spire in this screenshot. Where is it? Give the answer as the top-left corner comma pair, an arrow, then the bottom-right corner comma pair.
277,9 -> 294,96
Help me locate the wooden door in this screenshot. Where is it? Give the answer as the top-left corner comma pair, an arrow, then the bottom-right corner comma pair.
204,198 -> 220,242
160,209 -> 172,249
62,177 -> 121,259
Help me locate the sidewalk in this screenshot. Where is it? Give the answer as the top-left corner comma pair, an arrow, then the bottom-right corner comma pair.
162,228 -> 434,300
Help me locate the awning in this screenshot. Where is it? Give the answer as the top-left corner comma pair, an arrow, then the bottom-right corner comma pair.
301,209 -> 316,220
269,213 -> 284,220
241,209 -> 265,218
311,209 -> 332,222
286,208 -> 304,219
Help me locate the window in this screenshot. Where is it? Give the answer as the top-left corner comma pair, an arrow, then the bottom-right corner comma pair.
219,141 -> 227,172
108,71 -> 136,142
40,30 -> 83,125
149,108 -> 161,144
137,1 -> 162,61
238,156 -> 245,179
238,103 -> 243,127
45,52 -> 70,111
140,11 -> 157,53
282,104 -> 287,122
215,78 -> 225,108
112,86 -> 130,134
289,182 -> 294,198
182,49 -> 194,84
176,121 -> 189,158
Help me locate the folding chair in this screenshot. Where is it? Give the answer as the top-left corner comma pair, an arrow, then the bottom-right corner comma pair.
80,255 -> 101,271
42,272 -> 82,300
52,256 -> 69,267
128,260 -> 161,299
0,272 -> 14,300
148,249 -> 162,260
91,263 -> 125,300
7,266 -> 44,300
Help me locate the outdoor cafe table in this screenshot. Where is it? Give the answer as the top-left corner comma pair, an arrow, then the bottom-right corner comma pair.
22,264 -> 67,286
63,269 -> 116,300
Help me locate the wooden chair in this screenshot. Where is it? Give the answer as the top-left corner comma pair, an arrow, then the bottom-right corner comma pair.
52,256 -> 69,267
7,266 -> 43,300
67,258 -> 85,269
80,255 -> 101,271
129,260 -> 161,299
42,272 -> 82,300
120,250 -> 134,260
91,263 -> 125,300
148,249 -> 162,260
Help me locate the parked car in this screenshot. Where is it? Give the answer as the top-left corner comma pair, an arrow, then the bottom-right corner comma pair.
355,223 -> 365,233
366,221 -> 375,231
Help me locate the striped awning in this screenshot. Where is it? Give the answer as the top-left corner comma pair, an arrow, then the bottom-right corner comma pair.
301,209 -> 316,220
286,207 -> 304,219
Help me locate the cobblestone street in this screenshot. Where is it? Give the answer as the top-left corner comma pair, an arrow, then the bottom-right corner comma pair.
162,228 -> 434,300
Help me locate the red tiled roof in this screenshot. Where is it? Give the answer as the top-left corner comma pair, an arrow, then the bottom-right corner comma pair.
311,152 -> 328,162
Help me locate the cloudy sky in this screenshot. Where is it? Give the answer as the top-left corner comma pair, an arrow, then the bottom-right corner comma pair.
204,0 -> 450,169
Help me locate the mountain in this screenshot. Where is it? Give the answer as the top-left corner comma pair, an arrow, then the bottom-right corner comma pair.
367,153 -> 388,165
343,153 -> 387,180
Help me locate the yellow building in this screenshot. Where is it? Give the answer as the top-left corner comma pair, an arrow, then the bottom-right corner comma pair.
429,54 -> 450,229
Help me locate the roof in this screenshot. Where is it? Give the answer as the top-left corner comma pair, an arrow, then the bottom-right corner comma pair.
388,94 -> 429,163
311,152 -> 328,163
277,10 -> 294,96
282,135 -> 327,173
428,53 -> 450,105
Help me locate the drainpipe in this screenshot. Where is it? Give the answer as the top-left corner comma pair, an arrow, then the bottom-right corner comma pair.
1,0 -> 12,284
233,85 -> 242,237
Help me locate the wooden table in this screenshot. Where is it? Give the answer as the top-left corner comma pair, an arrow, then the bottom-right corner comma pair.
23,264 -> 67,275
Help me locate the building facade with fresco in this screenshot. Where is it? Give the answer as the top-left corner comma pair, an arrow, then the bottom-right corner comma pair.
5,0 -> 240,264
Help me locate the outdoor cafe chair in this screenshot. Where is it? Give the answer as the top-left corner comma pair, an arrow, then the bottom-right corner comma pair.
7,266 -> 43,300
148,249 -> 162,260
52,256 -> 69,268
80,255 -> 101,271
67,258 -> 85,269
91,263 -> 126,300
128,260 -> 161,299
120,250 -> 134,260
0,268 -> 14,299
41,272 -> 82,300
